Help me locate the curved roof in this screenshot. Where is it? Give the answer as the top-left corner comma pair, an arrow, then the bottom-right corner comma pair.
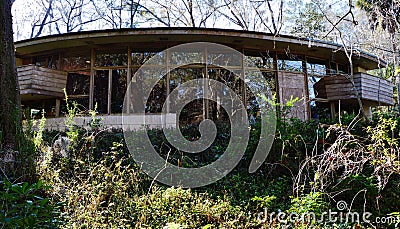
15,28 -> 385,70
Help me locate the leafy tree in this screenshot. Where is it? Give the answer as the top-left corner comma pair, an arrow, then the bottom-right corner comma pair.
357,0 -> 400,111
290,0 -> 327,39
357,0 -> 400,34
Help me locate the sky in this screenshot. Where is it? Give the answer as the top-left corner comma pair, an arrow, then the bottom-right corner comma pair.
11,0 -> 347,42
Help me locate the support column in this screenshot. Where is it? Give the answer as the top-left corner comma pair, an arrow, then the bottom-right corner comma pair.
166,49 -> 170,113
127,46 -> 131,114
55,99 -> 60,118
273,52 -> 280,118
89,48 -> 95,110
363,105 -> 372,120
241,48 -> 246,113
330,102 -> 336,119
108,69 -> 112,114
302,57 -> 311,120
204,47 -> 209,120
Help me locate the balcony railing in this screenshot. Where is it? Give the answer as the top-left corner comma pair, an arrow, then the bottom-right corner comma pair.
18,65 -> 67,100
314,73 -> 394,106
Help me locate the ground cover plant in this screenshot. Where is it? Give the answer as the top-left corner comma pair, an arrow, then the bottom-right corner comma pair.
1,106 -> 400,228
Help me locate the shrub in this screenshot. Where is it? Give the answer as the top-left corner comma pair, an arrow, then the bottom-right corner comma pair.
0,180 -> 61,228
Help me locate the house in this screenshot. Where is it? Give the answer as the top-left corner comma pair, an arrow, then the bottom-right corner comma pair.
14,28 -> 394,129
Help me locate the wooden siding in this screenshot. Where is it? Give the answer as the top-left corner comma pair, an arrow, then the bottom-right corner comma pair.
314,73 -> 394,106
278,71 -> 308,121
18,65 -> 67,99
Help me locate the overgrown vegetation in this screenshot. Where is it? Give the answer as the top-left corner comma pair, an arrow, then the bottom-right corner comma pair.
1,103 -> 400,228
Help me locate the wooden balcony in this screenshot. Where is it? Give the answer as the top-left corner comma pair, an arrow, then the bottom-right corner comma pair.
314,73 -> 394,106
18,65 -> 67,101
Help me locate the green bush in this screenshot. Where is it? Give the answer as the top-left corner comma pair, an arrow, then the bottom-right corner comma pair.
0,180 -> 61,228
9,104 -> 400,228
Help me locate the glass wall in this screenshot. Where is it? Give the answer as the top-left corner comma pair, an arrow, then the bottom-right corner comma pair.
59,46 -> 279,120
27,44 -> 348,122
306,58 -> 328,119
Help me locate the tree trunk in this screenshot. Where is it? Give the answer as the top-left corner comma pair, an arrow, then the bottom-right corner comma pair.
0,0 -> 22,177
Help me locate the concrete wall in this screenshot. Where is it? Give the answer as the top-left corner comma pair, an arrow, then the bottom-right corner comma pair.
30,113 -> 177,131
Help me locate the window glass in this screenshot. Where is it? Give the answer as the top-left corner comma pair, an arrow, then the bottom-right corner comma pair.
132,52 -> 166,66
307,62 -> 326,76
338,64 -> 348,74
66,72 -> 90,95
94,70 -> 109,114
63,53 -> 91,71
34,55 -> 59,69
208,50 -> 240,67
244,56 -> 274,70
66,72 -> 90,111
171,51 -> 203,66
329,62 -> 337,74
111,69 -> 127,113
95,49 -> 128,67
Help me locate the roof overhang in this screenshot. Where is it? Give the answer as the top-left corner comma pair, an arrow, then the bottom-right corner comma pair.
15,28 -> 385,70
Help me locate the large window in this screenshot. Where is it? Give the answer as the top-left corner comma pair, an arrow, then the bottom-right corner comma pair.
169,66 -> 204,122
91,69 -> 128,114
66,72 -> 90,111
60,47 -> 276,120
63,51 -> 91,71
111,70 -> 127,113
278,54 -> 303,72
95,49 -> 127,67
34,55 -> 59,69
307,58 -> 328,118
94,70 -> 109,114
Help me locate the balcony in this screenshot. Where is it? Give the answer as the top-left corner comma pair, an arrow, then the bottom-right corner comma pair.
314,73 -> 394,106
18,65 -> 67,101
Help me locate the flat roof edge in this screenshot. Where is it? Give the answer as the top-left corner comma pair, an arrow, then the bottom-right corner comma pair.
14,27 -> 386,68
